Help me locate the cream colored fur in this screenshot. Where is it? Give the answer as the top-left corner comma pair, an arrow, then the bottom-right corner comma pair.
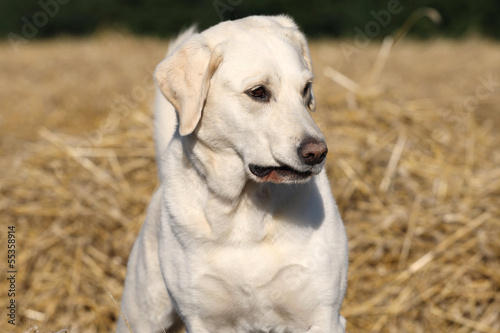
117,15 -> 348,333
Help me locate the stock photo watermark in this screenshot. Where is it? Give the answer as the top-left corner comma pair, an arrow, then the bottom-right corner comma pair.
340,0 -> 405,62
213,0 -> 243,21
6,225 -> 17,326
405,73 -> 499,166
432,73 -> 499,144
8,0 -> 71,53
339,0 -> 444,65
458,74 -> 498,114
81,66 -> 157,147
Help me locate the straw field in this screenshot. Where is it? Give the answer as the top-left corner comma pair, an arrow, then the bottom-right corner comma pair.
0,32 -> 499,332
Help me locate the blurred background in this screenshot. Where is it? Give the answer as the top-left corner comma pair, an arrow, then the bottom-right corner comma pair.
1,0 -> 500,39
1,1 -> 499,333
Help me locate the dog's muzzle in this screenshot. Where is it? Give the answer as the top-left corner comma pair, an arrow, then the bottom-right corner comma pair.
249,138 -> 327,183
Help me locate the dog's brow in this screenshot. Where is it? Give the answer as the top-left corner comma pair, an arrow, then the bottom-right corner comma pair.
242,75 -> 274,89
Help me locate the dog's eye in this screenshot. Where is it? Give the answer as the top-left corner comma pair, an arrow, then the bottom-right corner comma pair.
303,82 -> 312,98
246,86 -> 270,102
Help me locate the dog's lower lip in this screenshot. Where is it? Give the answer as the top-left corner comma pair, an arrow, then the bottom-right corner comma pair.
249,164 -> 274,177
249,164 -> 312,180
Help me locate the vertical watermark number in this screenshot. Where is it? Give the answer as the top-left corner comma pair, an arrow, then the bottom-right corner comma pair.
6,226 -> 16,326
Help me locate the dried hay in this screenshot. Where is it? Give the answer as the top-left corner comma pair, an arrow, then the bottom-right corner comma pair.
0,33 -> 499,332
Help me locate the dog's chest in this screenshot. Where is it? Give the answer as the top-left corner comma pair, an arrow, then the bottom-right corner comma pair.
192,243 -> 321,332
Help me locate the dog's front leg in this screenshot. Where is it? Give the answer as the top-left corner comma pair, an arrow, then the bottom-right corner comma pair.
183,317 -> 212,333
306,307 -> 346,333
117,189 -> 180,333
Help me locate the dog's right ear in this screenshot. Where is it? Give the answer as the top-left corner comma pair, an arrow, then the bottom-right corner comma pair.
154,35 -> 222,136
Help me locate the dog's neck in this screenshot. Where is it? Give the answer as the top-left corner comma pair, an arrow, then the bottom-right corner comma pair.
179,133 -> 251,200
163,133 -> 315,243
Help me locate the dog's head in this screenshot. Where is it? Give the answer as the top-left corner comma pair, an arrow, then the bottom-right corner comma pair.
155,15 -> 327,185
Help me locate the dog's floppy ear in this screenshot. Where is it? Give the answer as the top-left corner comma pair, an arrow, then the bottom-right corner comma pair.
154,35 -> 222,136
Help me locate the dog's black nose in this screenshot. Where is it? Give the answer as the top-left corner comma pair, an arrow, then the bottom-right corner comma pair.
298,139 -> 328,165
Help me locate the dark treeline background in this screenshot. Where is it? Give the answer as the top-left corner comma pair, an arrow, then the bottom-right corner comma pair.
1,0 -> 500,40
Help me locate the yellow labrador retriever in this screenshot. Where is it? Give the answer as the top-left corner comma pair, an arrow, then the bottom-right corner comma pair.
117,15 -> 348,333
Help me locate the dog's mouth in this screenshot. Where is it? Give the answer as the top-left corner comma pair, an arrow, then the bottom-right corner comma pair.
249,164 -> 312,183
